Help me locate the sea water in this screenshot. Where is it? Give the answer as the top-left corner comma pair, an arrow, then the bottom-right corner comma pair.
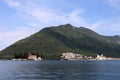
0,60 -> 120,80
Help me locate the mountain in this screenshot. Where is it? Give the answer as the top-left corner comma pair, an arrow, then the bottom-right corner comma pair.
0,24 -> 120,59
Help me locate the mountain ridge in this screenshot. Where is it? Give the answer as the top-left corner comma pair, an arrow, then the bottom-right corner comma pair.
0,24 -> 120,59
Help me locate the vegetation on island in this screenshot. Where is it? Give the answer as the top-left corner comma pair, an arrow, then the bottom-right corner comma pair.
0,24 -> 120,60
14,52 -> 28,59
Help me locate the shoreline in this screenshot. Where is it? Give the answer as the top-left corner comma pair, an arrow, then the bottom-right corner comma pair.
0,58 -> 120,61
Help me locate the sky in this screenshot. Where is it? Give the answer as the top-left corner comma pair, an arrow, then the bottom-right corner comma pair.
0,0 -> 120,50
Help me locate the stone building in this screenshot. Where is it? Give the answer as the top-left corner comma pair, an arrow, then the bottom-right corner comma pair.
28,53 -> 42,60
96,54 -> 107,60
61,52 -> 83,60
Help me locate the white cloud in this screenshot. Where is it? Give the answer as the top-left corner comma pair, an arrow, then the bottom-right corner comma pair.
0,25 -> 9,32
88,17 -> 120,35
104,0 -> 120,9
4,0 -> 86,27
108,22 -> 120,32
68,9 -> 86,27
5,0 -> 20,7
0,26 -> 5,31
89,19 -> 110,30
0,28 -> 36,50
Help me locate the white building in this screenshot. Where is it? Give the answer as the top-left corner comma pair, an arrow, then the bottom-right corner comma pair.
61,52 -> 83,60
28,53 -> 42,61
96,54 -> 107,60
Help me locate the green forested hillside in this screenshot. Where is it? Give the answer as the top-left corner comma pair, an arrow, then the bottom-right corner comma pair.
0,24 -> 120,59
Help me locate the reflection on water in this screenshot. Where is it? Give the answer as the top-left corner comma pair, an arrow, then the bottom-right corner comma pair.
0,60 -> 120,80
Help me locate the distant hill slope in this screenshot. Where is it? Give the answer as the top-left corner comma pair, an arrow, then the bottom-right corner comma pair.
0,24 -> 120,59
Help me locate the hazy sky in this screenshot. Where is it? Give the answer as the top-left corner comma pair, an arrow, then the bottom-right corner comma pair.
0,0 -> 120,50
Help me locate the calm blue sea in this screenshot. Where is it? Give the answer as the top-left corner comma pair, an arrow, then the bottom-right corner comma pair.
0,60 -> 120,80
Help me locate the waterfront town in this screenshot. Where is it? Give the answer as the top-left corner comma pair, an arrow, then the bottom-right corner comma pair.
61,52 -> 120,60
12,52 -> 120,61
